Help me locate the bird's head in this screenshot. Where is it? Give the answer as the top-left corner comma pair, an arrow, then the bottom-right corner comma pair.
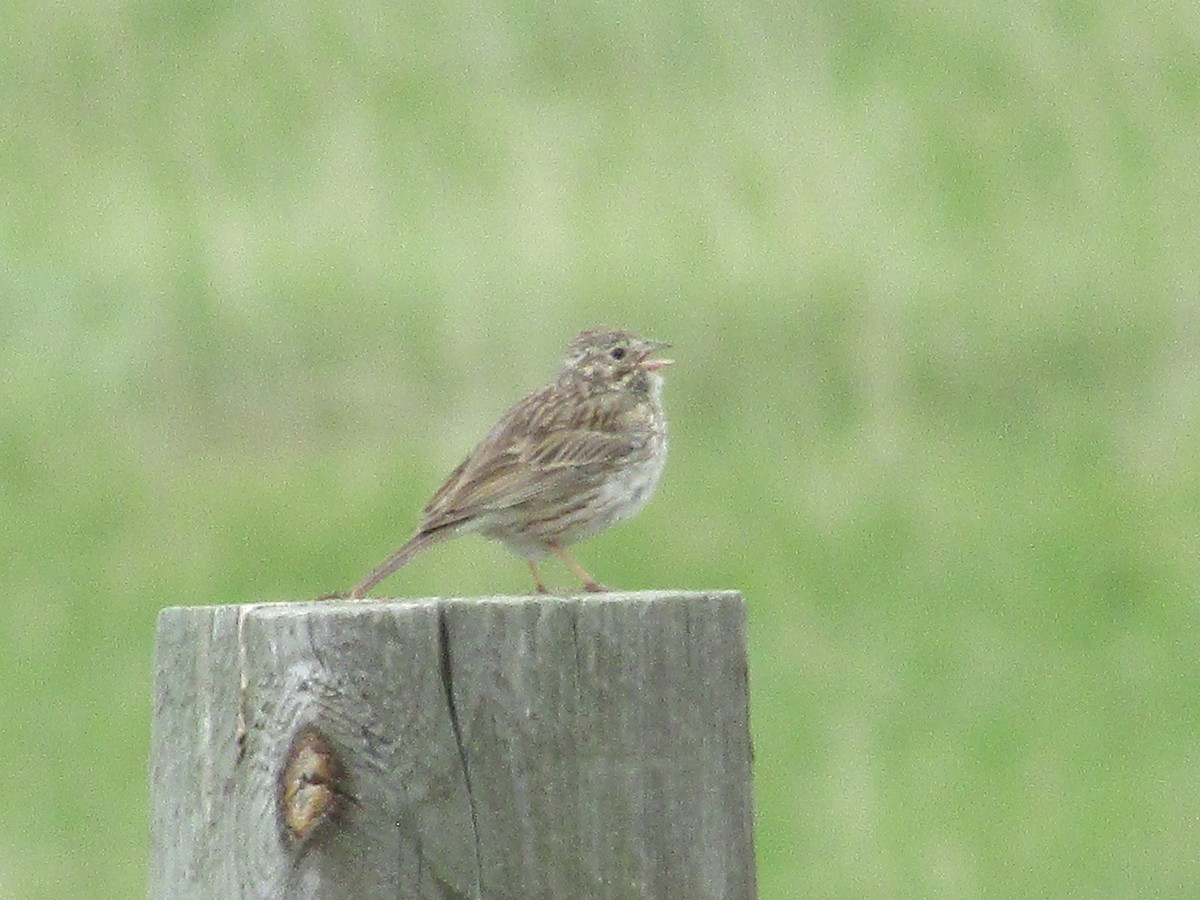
561,328 -> 673,393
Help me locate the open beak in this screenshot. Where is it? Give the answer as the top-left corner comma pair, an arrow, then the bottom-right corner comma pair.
638,340 -> 674,371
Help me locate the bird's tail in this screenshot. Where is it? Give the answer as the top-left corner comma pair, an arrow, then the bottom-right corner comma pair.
348,530 -> 447,598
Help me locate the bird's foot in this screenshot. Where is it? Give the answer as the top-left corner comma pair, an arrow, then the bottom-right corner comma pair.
317,590 -> 374,601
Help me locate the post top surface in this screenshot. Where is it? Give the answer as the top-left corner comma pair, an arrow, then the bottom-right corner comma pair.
157,589 -> 744,620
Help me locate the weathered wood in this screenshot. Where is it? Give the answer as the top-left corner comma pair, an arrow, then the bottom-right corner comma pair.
148,591 -> 755,899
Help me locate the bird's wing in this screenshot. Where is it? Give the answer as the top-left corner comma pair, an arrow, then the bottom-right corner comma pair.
416,388 -> 639,533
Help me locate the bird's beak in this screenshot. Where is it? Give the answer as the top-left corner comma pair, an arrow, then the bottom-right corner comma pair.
638,341 -> 674,371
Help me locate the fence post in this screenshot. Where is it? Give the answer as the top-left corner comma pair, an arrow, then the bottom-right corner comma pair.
148,591 -> 756,899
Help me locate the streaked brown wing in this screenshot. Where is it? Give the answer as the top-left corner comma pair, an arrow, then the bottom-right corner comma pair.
416,386 -> 637,533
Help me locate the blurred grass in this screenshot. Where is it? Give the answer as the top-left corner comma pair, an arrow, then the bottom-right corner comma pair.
3,0 -> 1199,896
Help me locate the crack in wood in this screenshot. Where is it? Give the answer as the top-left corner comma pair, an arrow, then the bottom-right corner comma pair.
437,604 -> 483,898
235,606 -> 251,762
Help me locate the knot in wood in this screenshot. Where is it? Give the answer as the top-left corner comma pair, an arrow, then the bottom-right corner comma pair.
278,724 -> 343,846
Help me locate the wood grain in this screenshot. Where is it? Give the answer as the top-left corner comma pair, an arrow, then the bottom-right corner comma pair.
148,592 -> 755,899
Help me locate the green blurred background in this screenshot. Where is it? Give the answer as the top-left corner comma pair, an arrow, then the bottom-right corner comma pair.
3,1 -> 1198,896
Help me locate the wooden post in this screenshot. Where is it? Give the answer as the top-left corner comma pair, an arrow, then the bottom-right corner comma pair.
148,591 -> 756,899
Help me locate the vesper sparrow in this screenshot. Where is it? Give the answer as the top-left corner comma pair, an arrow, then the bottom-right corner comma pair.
333,328 -> 672,598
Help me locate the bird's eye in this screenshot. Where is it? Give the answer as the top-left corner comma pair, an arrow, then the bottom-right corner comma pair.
610,346 -> 627,360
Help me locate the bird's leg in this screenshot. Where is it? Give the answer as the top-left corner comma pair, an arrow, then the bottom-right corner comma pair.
550,543 -> 609,592
528,560 -> 550,594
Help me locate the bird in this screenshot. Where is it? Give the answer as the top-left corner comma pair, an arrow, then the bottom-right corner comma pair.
330,327 -> 673,598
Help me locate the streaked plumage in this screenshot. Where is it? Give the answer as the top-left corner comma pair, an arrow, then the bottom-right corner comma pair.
338,328 -> 672,597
